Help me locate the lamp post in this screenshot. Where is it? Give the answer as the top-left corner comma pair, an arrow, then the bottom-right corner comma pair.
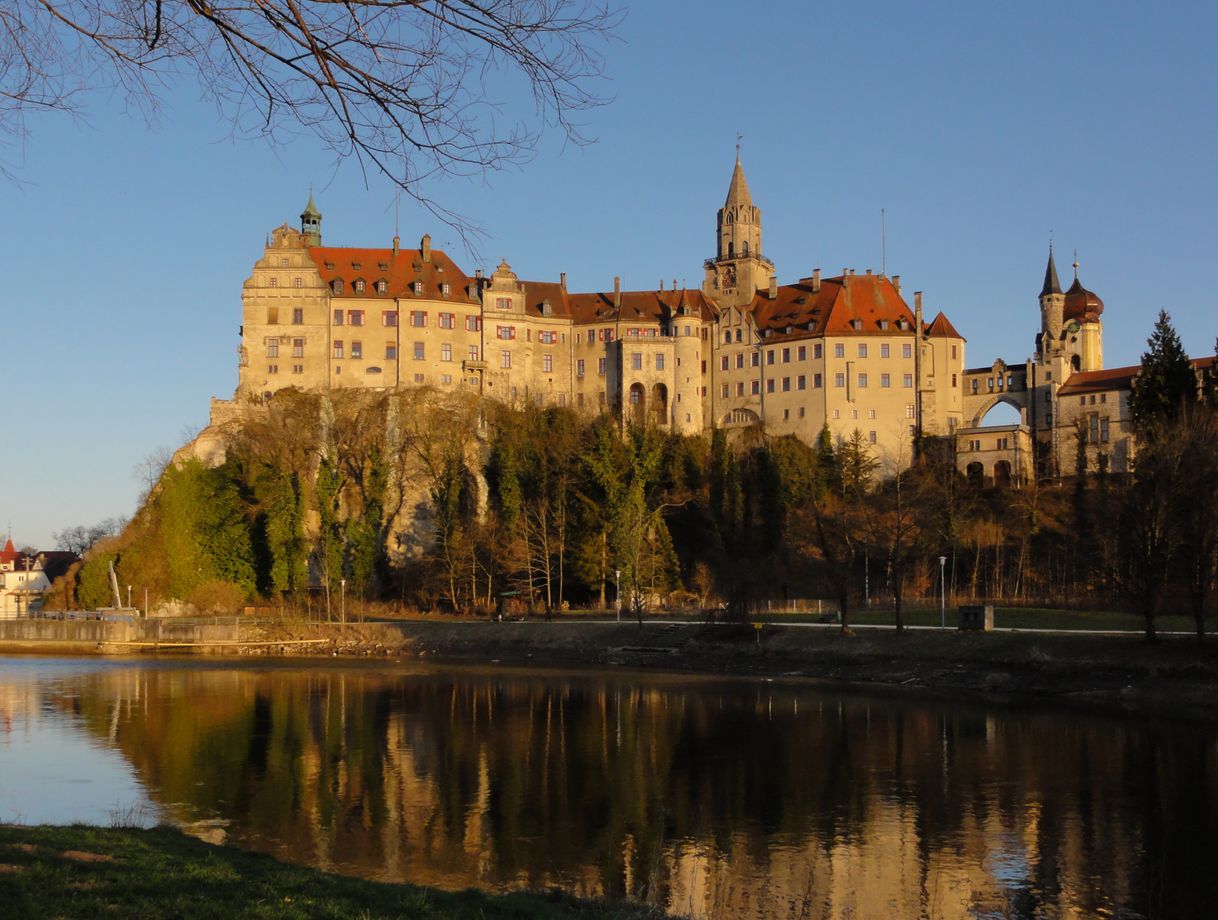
938,556 -> 947,628
614,568 -> 621,622
340,578 -> 346,627
126,585 -> 132,610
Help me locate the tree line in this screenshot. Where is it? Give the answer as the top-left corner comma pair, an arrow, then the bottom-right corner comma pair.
53,311 -> 1217,641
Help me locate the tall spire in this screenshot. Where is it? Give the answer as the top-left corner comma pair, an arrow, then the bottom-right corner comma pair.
724,154 -> 753,208
1041,243 -> 1061,296
300,189 -> 322,246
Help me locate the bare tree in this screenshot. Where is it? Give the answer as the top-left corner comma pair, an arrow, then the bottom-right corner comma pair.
1,0 -> 618,230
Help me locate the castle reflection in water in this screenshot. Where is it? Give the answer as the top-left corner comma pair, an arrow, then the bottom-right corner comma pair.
5,660 -> 1216,919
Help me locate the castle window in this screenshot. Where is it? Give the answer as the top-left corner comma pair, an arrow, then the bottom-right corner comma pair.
413,281 -> 424,295
267,307 -> 279,324
598,357 -> 607,375
441,283 -> 451,296
543,354 -> 553,373
857,344 -> 867,358
351,341 -> 362,359
331,280 -> 343,294
952,345 -> 958,359
324,262 -> 335,270
835,373 -> 845,388
468,346 -> 480,362
501,350 -> 512,369
409,341 -> 424,360
902,343 -> 912,359
735,329 -> 743,343
268,364 -> 279,374
814,373 -> 822,388
292,308 -> 303,325
852,319 -> 863,331
799,407 -> 806,418
415,373 -> 425,383
720,384 -> 729,398
294,277 -> 302,288
881,373 -> 891,388
869,431 -> 877,444
903,374 -> 913,387
721,356 -> 729,371
441,343 -> 452,362
439,312 -> 455,329
858,373 -> 868,388
736,353 -> 744,369
442,374 -> 452,385
292,364 -> 303,375
376,280 -> 388,294
784,409 -> 790,420
497,325 -> 516,341
409,310 -> 427,327
577,359 -> 585,377
752,380 -> 760,395
632,353 -> 643,371
351,262 -> 362,271
782,377 -> 791,392
383,310 -> 398,327
724,331 -> 731,344
333,341 -> 344,359
767,351 -> 775,366
655,354 -> 665,371
292,338 -> 304,357
736,382 -> 745,397
971,379 -> 979,393
354,280 -> 365,294
333,309 -> 344,326
798,375 -> 806,390
267,340 -> 279,358
881,344 -> 890,358
742,241 -> 749,256
280,258 -> 289,267
782,347 -> 791,363
879,320 -> 889,330
752,352 -> 759,368
349,310 -> 364,326
728,242 -> 734,257
834,344 -> 845,358
833,409 -> 840,419
798,346 -> 807,361
869,409 -> 877,419
466,315 -> 481,332
386,343 -> 397,360
496,296 -> 512,310
269,277 -> 278,288
906,404 -> 916,418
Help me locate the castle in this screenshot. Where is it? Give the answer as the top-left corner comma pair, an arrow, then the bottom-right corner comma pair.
224,155 -> 1136,480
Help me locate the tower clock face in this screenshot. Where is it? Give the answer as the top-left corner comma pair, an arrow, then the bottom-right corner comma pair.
1066,320 -> 1081,334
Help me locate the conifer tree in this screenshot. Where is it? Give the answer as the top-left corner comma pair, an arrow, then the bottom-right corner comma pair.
1129,309 -> 1196,433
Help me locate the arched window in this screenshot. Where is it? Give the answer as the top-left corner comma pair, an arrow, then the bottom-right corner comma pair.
742,241 -> 749,256
728,242 -> 734,257
735,329 -> 742,343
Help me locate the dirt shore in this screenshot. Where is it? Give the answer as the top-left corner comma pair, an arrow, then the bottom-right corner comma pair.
233,618 -> 1218,724
6,618 -> 1218,723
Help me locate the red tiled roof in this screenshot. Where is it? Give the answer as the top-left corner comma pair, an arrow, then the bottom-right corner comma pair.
746,273 -> 962,343
924,311 -> 966,341
306,246 -> 478,304
1057,355 -> 1216,396
565,289 -> 717,326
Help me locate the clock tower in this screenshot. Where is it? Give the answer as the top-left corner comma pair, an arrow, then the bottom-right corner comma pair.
703,150 -> 773,307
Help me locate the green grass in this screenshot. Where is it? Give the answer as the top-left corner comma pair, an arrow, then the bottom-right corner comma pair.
0,825 -> 670,920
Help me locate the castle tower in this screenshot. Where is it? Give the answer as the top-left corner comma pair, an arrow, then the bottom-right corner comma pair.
1063,254 -> 1105,372
703,149 -> 773,306
1038,245 -> 1065,355
300,191 -> 322,246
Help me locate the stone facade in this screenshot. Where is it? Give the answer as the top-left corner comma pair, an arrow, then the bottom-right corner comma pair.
224,158 -> 976,468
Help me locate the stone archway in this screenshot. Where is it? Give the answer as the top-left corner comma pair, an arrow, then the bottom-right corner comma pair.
970,395 -> 1027,429
966,461 -> 985,487
628,382 -> 646,426
651,383 -> 668,424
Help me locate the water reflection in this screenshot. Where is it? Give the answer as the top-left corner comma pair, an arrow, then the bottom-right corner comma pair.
1,658 -> 1215,919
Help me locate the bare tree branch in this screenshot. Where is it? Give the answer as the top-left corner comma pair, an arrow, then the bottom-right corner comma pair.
1,0 -> 620,235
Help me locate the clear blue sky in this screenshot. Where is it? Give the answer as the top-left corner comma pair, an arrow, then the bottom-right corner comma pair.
3,0 -> 1216,549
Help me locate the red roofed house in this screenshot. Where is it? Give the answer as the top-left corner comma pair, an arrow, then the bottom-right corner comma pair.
0,540 -> 76,618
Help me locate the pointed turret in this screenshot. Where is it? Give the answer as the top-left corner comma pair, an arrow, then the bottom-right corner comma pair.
1041,245 -> 1062,296
300,191 -> 322,246
724,154 -> 753,208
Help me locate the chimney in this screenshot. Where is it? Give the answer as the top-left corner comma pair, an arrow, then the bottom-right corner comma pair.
392,234 -> 400,256
421,233 -> 431,263
914,291 -> 924,335
560,271 -> 567,290
614,275 -> 621,308
812,268 -> 821,293
673,278 -> 678,292
659,279 -> 665,291
768,274 -> 778,299
892,274 -> 901,293
865,268 -> 872,275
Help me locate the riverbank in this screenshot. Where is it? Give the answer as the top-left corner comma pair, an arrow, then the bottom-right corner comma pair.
380,619 -> 1218,722
0,825 -> 669,920
5,616 -> 1218,723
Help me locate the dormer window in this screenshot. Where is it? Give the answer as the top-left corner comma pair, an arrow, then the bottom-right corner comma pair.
324,261 -> 335,270
851,319 -> 863,331
331,279 -> 344,295
378,261 -> 389,271
412,281 -> 423,295
879,320 -> 889,330
441,282 -> 451,296
376,280 -> 388,294
351,262 -> 362,271
354,280 -> 365,294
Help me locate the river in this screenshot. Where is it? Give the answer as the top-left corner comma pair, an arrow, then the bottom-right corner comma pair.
0,657 -> 1214,919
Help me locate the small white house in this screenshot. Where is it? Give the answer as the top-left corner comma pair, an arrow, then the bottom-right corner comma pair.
0,539 -> 75,618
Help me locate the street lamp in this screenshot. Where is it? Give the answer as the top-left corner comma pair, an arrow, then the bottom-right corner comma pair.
340,578 -> 346,627
938,556 -> 947,628
614,568 -> 621,622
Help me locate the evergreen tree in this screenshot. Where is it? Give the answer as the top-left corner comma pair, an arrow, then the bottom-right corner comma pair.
1129,309 -> 1195,433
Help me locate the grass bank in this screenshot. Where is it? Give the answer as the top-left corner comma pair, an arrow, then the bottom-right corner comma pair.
0,825 -> 668,920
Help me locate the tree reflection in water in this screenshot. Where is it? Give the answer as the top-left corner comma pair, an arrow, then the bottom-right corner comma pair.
27,662 -> 1218,920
